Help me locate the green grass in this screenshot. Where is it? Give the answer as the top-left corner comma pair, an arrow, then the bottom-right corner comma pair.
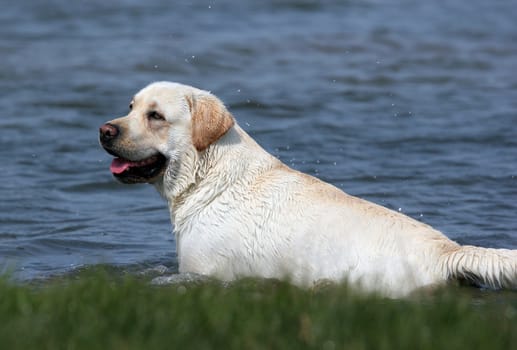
1,268 -> 516,350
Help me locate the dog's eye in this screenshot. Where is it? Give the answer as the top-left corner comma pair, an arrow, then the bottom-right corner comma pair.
129,102 -> 133,110
147,111 -> 165,121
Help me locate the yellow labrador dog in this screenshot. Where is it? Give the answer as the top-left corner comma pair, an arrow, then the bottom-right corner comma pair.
100,81 -> 516,296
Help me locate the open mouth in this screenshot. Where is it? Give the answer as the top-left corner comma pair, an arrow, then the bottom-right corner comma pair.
109,153 -> 167,184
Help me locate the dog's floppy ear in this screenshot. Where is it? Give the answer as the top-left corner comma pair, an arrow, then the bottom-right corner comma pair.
186,93 -> 235,152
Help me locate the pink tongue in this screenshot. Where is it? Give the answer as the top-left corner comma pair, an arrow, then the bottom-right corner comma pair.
110,158 -> 132,174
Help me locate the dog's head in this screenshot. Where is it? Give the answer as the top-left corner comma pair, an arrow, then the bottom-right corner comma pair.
99,82 -> 234,184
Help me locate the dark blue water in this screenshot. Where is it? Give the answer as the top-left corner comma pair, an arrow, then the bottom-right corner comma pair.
1,0 -> 516,281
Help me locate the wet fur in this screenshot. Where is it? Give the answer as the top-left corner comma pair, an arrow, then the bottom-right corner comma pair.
103,81 -> 517,297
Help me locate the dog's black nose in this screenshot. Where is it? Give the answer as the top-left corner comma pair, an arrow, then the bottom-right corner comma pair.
99,123 -> 119,143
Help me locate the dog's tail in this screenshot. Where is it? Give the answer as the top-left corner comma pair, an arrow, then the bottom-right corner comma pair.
443,245 -> 517,289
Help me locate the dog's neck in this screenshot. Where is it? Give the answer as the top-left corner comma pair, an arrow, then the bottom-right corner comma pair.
154,124 -> 279,228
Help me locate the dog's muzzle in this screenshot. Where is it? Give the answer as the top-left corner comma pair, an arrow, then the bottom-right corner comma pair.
99,122 -> 167,184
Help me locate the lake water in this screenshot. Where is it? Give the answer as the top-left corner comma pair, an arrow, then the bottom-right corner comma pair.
1,0 -> 516,281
